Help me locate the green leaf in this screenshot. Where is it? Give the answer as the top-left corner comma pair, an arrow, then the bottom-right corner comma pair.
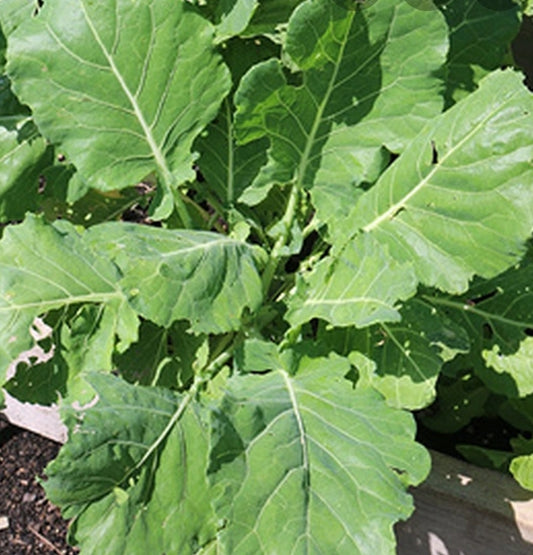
510,455 -> 533,491
242,0 -> 305,37
196,98 -> 269,207
0,0 -> 37,37
499,395 -> 533,432
317,299 -> 470,409
44,373 -> 218,554
0,215 -> 138,385
212,0 -> 259,41
85,222 -> 266,334
6,303 -> 126,405
211,352 -> 430,554
424,251 -> 533,398
419,372 -> 490,434
341,69 -> 533,294
234,0 -> 447,206
194,37 -> 276,208
483,337 -> 533,397
456,444 -> 513,471
0,121 -> 49,222
115,320 -> 204,389
3,0 -> 231,217
436,0 -> 521,107
287,234 -> 417,329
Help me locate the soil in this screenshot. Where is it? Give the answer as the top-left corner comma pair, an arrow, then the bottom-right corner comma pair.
0,416 -> 78,555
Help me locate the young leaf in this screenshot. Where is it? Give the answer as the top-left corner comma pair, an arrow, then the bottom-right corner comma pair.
211,0 -> 259,41
85,222 -> 266,333
242,0 -> 305,37
195,98 -> 269,207
44,373 -> 218,554
2,0 -> 231,218
211,353 -> 430,554
234,0 -> 448,206
510,455 -> 533,491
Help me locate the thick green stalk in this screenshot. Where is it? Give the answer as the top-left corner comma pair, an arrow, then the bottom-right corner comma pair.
261,184 -> 300,296
171,188 -> 194,228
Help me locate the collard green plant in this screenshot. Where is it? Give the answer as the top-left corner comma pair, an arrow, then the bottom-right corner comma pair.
0,0 -> 532,553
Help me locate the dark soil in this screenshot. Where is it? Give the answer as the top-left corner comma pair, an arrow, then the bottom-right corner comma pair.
0,416 -> 78,555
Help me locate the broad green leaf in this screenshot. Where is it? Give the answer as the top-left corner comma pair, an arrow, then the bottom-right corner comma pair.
436,0 -> 521,106
287,234 -> 417,329
0,215 -> 138,385
234,0 -> 447,206
483,337 -> 533,397
0,0 -> 36,37
196,98 -> 268,207
211,353 -> 430,554
3,0 -> 231,218
195,37 -> 277,208
424,251 -> 533,398
44,373 -> 218,554
342,69 -> 533,294
0,18 -> 49,222
317,299 -> 470,409
85,222 -> 266,334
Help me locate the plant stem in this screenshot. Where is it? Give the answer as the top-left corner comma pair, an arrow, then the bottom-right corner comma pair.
261,184 -> 299,295
422,295 -> 533,328
172,188 -> 193,228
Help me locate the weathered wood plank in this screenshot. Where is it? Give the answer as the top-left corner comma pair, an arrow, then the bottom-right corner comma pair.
396,450 -> 533,554
2,391 -> 67,444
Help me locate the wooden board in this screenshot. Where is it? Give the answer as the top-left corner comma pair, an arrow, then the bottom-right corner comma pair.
396,450 -> 533,554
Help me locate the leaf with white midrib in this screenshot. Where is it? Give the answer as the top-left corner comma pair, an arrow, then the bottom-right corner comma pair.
2,0 -> 231,217
234,0 -> 447,206
212,354 -> 430,554
335,69 -> 533,296
85,222 -> 265,333
43,373 -> 218,554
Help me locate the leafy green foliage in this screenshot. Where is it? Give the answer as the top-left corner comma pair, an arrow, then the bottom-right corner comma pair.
0,0 -> 532,552
211,353 -> 429,553
4,0 -> 231,219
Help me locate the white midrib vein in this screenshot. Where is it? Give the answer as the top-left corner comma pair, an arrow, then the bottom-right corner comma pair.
281,370 -> 311,548
295,11 -> 355,191
79,3 -> 173,185
362,108 -> 500,233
